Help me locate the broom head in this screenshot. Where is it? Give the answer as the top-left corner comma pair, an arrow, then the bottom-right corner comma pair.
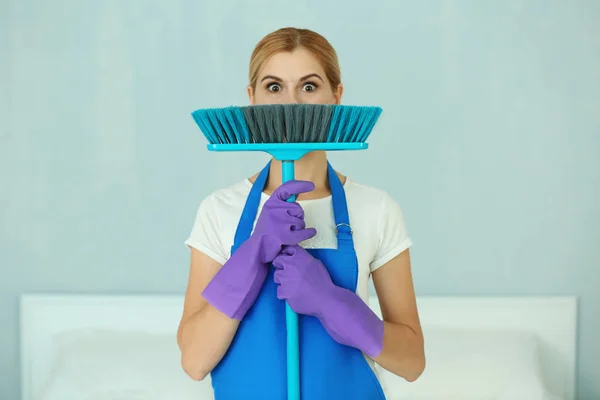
190,104 -> 383,158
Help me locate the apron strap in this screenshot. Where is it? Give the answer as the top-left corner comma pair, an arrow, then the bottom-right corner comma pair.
327,162 -> 354,251
233,160 -> 271,248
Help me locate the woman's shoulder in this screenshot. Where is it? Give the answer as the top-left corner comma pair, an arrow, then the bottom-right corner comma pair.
210,179 -> 252,201
345,178 -> 412,261
196,179 -> 253,213
344,178 -> 407,225
344,178 -> 397,206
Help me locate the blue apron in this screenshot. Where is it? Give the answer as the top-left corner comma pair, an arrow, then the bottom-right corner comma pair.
210,161 -> 386,400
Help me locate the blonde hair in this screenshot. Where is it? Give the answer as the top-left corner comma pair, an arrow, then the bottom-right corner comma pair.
248,27 -> 341,92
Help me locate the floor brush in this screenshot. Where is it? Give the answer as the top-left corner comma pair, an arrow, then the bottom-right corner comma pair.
190,103 -> 383,400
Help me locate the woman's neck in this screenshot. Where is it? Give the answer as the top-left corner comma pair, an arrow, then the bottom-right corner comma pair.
259,151 -> 339,200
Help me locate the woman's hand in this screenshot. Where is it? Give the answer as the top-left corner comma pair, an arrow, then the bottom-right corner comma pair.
272,245 -> 335,317
252,180 -> 317,262
273,245 -> 384,358
201,180 -> 316,321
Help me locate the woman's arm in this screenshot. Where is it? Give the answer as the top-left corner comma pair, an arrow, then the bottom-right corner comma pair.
371,249 -> 425,382
177,248 -> 240,381
177,181 -> 316,381
272,245 -> 424,382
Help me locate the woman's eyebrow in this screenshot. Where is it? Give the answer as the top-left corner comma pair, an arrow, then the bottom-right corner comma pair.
300,73 -> 324,82
260,73 -> 324,83
260,75 -> 283,82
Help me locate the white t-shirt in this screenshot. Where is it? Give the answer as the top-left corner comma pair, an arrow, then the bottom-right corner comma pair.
184,176 -> 413,384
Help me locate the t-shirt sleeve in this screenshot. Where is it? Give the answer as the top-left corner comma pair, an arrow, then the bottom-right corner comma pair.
184,194 -> 228,265
370,192 -> 413,272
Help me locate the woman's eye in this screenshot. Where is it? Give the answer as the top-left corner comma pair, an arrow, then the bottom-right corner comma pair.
302,83 -> 317,92
267,83 -> 281,92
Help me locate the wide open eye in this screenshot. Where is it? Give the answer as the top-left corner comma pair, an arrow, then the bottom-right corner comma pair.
267,83 -> 282,92
302,82 -> 317,92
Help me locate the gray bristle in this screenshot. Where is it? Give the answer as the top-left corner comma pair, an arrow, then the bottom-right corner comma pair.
242,104 -> 334,143
241,107 -> 260,143
286,104 -> 306,143
299,104 -> 311,142
283,104 -> 296,142
315,105 -> 333,142
193,104 -> 382,146
269,105 -> 286,143
252,106 -> 266,142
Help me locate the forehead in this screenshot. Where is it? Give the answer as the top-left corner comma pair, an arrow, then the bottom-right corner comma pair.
259,48 -> 326,80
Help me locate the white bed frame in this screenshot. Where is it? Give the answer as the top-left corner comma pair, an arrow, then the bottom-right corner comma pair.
19,294 -> 577,400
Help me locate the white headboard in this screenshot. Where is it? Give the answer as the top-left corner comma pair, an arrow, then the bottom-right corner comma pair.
370,295 -> 578,400
20,294 -> 577,400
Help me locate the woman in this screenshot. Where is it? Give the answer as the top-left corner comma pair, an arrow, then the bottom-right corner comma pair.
177,27 -> 425,399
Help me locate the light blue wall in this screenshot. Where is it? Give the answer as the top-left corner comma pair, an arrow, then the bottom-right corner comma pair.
1,1 -> 598,399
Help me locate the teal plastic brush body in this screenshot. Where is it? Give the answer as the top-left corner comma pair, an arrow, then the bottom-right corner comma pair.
191,103 -> 382,400
207,141 -> 368,157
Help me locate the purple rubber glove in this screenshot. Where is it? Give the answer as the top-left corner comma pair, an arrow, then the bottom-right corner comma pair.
252,180 -> 318,263
202,180 -> 317,320
272,245 -> 384,358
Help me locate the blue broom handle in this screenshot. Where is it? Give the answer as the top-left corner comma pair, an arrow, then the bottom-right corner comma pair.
281,160 -> 300,400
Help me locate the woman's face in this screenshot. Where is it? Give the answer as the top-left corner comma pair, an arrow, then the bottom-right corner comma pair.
248,47 -> 343,105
